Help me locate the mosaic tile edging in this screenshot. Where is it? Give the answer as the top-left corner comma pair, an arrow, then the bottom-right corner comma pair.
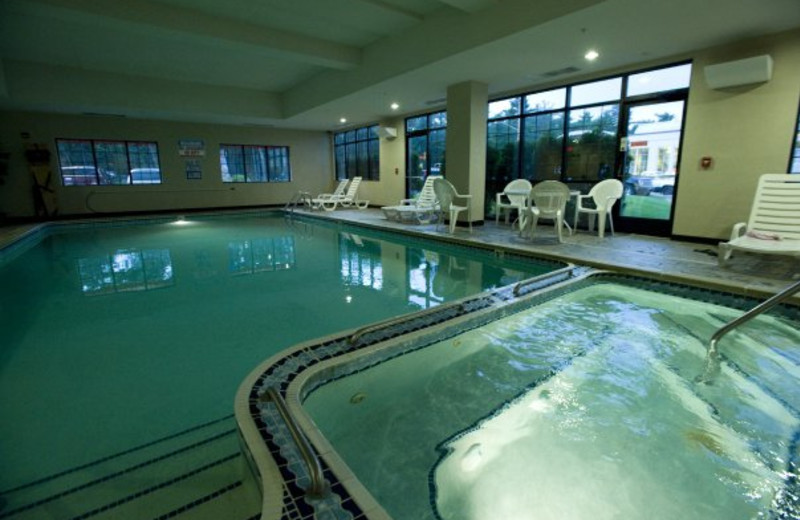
237,267 -> 584,520
286,270 -> 800,520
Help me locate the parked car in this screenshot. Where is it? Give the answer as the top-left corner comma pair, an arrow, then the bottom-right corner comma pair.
624,173 -> 675,196
61,165 -> 99,186
131,168 -> 161,184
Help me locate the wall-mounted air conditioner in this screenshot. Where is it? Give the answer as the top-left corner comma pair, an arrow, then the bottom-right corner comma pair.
704,55 -> 773,90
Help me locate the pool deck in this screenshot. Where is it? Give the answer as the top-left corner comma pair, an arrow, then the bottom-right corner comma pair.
1,208 -> 797,298
291,207 -> 799,298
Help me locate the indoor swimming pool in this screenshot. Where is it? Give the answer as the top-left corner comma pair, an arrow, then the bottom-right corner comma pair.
295,275 -> 800,520
0,212 -> 559,519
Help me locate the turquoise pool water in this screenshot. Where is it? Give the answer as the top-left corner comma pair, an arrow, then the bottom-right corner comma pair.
304,279 -> 800,520
0,214 -> 557,500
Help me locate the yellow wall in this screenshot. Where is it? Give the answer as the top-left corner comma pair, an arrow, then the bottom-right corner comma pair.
2,29 -> 799,241
0,112 -> 332,217
675,29 -> 800,239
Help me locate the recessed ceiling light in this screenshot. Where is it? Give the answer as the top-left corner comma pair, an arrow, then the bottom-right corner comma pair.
339,117 -> 347,124
390,102 -> 400,110
584,49 -> 599,61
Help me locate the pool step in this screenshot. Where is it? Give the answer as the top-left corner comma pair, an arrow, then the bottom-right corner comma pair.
0,416 -> 261,520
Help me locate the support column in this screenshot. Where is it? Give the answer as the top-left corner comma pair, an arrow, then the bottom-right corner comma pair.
445,80 -> 488,224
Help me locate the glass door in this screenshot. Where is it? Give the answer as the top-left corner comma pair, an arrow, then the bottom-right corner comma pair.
617,99 -> 685,235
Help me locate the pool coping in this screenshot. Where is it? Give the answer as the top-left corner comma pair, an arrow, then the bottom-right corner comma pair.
236,263 -> 800,520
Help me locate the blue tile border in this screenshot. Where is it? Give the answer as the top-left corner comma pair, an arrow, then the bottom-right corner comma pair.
241,269 -> 800,520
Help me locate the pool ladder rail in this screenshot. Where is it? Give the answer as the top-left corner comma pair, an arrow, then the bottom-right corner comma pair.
285,191 -> 312,213
263,387 -> 330,500
700,278 -> 800,382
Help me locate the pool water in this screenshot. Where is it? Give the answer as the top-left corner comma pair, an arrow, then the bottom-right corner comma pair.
303,281 -> 800,520
0,214 -> 554,504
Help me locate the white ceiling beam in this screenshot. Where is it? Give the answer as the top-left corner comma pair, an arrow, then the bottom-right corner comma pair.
354,0 -> 425,21
434,0 -> 497,14
9,0 -> 362,70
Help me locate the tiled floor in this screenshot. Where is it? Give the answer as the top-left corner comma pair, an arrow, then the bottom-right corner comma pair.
289,207 -> 800,297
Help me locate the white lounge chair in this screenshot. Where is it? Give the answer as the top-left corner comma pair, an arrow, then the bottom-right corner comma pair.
520,180 -> 571,243
433,178 -> 472,234
308,179 -> 348,208
496,179 -> 532,229
311,176 -> 369,211
719,173 -> 800,265
381,175 -> 441,223
574,179 -> 623,238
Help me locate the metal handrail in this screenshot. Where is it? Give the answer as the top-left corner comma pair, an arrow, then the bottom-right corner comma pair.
700,279 -> 800,382
512,268 -> 573,297
264,387 -> 329,500
348,300 -> 466,345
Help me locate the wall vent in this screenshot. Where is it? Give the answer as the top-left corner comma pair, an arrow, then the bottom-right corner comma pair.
541,66 -> 581,78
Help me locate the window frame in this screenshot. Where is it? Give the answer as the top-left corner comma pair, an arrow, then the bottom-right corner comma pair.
56,138 -> 162,187
219,143 -> 292,183
404,110 -> 447,198
789,98 -> 800,173
333,124 -> 380,181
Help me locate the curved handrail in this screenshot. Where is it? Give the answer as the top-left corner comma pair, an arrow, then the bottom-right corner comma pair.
348,300 -> 466,345
700,279 -> 800,382
513,268 -> 573,297
264,387 -> 329,500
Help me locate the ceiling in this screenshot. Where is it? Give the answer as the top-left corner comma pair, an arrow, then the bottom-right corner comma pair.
1,0 -> 799,131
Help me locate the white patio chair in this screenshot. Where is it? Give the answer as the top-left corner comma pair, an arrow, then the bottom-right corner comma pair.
381,175 -> 442,223
520,181 -> 571,243
495,179 -> 532,228
719,173 -> 800,265
433,178 -> 472,234
573,179 -> 623,238
312,176 -> 369,211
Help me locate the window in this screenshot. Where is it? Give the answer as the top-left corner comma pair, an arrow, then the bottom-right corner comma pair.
791,105 -> 800,173
405,111 -> 447,198
334,125 -> 379,181
56,139 -> 161,186
485,62 -> 691,215
220,144 -> 291,183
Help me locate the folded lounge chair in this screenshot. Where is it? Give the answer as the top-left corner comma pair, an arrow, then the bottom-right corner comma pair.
718,173 -> 800,265
381,175 -> 442,223
311,176 -> 369,211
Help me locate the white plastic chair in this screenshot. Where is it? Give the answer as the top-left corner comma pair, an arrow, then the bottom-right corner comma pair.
495,179 -> 532,228
520,181 -> 571,242
719,173 -> 800,265
433,178 -> 472,234
573,179 -> 623,238
312,176 -> 369,211
381,175 -> 442,223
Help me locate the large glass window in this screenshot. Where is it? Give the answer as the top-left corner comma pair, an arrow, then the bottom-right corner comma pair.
334,125 -> 379,181
56,139 -> 161,186
405,111 -> 447,198
220,144 -> 291,183
485,62 -> 691,216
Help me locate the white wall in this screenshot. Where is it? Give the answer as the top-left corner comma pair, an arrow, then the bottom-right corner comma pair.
0,111 -> 332,217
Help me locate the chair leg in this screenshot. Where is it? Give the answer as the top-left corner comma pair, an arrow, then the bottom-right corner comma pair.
607,211 -> 615,236
449,209 -> 457,233
556,214 -> 564,243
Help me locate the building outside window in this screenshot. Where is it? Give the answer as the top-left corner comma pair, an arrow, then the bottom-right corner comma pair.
334,125 -> 379,181
56,139 -> 161,186
220,144 -> 291,183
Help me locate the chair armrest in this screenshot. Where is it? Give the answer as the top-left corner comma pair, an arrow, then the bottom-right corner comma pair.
399,198 -> 415,205
730,222 -> 747,241
454,193 -> 472,202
